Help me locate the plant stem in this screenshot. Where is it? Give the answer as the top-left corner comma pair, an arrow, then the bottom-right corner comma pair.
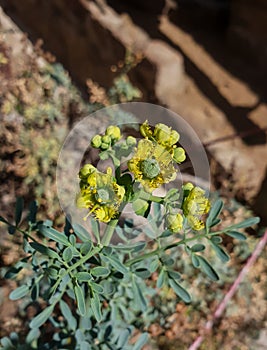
126,230 -> 223,266
101,219 -> 119,246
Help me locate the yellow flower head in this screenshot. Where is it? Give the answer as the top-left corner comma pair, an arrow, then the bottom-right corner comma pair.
166,213 -> 184,233
128,139 -> 177,192
182,185 -> 210,231
139,120 -> 186,164
77,165 -> 125,223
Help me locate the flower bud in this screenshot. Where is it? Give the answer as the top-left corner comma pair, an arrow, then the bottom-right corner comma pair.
126,136 -> 137,146
102,135 -> 111,145
106,125 -> 121,140
173,147 -> 186,163
140,120 -> 153,138
91,134 -> 102,148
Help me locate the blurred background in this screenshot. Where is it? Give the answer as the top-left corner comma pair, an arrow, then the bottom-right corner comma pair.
0,1 -> 266,349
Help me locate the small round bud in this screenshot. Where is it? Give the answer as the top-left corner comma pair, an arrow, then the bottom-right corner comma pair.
100,142 -> 109,150
106,125 -> 121,140
102,135 -> 111,145
126,136 -> 137,146
173,147 -> 186,163
91,134 -> 102,148
79,164 -> 96,178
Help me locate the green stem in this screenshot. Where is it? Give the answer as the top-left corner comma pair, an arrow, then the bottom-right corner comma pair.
50,246 -> 101,295
101,219 -> 119,246
126,230 -> 224,266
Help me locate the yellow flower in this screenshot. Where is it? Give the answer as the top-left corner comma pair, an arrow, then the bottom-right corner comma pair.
139,120 -> 186,164
182,185 -> 210,231
166,213 -> 184,232
77,165 -> 125,223
128,139 -> 176,192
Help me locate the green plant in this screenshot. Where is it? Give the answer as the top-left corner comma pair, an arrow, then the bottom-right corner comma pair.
0,122 -> 260,349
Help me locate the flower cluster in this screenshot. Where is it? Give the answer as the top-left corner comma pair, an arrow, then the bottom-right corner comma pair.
140,120 -> 186,163
78,122 -> 210,231
91,125 -> 121,150
164,183 -> 210,232
128,139 -> 176,192
182,183 -> 210,230
77,164 -> 125,222
127,121 -> 186,192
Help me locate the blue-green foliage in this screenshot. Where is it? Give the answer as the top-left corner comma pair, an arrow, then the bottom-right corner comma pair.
0,199 -> 260,349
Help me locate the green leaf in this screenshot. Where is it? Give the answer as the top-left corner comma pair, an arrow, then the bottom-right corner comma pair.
198,256 -> 219,281
91,266 -> 110,277
132,277 -> 147,311
132,333 -> 149,350
228,217 -> 260,230
74,285 -> 86,316
211,235 -> 223,244
132,198 -> 149,216
73,223 -> 90,242
15,197 -> 24,226
80,341 -> 92,350
76,272 -> 92,282
210,242 -> 230,262
1,336 -> 15,349
101,254 -> 128,274
39,225 -> 69,246
26,328 -> 40,344
80,241 -> 92,255
63,246 -> 73,263
59,299 -> 77,331
91,293 -> 102,322
9,285 -> 29,300
28,200 -> 38,224
91,218 -> 100,243
30,304 -> 54,328
191,243 -> 205,252
90,282 -> 104,294
225,231 -> 247,241
117,328 -> 131,348
206,199 -> 223,228
156,268 -> 167,289
209,218 -> 221,228
31,283 -> 39,301
30,242 -> 60,259
134,268 -> 151,279
167,270 -> 181,280
169,279 -> 191,303
191,254 -> 200,268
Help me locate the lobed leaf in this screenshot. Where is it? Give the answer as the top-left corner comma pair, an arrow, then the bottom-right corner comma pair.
73,223 -> 91,242
132,333 -> 149,350
210,242 -> 230,263
198,256 -> 219,281
206,199 -> 224,228
228,217 -> 260,230
191,243 -> 206,252
225,231 -> 247,241
59,299 -> 77,331
91,293 -> 102,322
91,266 -> 110,277
15,197 -> 24,226
30,304 -> 54,329
169,279 -> 191,303
39,225 -> 69,246
74,284 -> 86,316
9,285 -> 29,300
